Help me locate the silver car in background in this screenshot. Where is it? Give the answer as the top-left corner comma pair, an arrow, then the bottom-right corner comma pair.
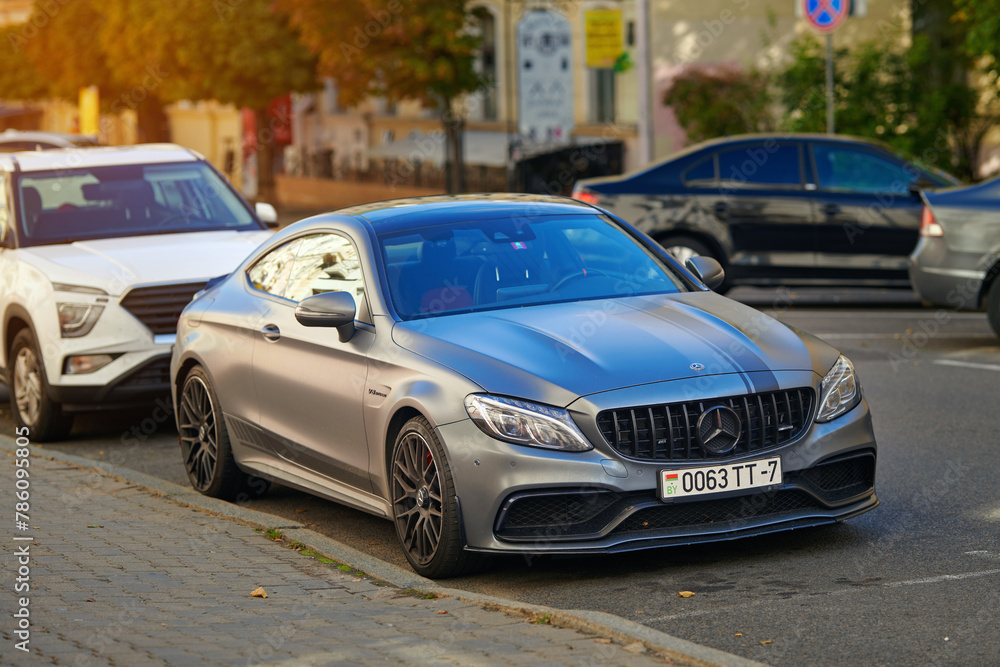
171,194 -> 878,578
909,178 -> 1000,337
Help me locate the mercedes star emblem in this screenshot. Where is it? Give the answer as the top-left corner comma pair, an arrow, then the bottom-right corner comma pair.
690,362 -> 705,371
696,406 -> 742,454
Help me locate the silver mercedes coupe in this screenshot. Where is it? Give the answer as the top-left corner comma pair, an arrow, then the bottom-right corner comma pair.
171,194 -> 878,578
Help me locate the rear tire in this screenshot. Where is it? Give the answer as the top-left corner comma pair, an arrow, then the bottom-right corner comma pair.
390,416 -> 488,578
8,329 -> 74,442
986,279 -> 1000,338
660,235 -> 731,294
177,366 -> 268,500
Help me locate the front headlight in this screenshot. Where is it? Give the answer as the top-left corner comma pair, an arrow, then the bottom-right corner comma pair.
57,303 -> 104,338
464,395 -> 593,452
816,355 -> 861,422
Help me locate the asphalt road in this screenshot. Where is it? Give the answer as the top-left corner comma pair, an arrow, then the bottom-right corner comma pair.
6,287 -> 999,666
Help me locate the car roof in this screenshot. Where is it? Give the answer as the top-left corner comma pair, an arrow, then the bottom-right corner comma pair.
3,143 -> 200,172
0,129 -> 99,145
338,194 -> 598,233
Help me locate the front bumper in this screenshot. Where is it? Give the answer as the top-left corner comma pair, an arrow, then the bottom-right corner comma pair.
48,354 -> 172,411
439,387 -> 878,555
908,237 -> 986,308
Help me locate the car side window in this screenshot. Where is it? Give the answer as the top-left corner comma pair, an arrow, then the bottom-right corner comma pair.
718,144 -> 801,186
812,145 -> 916,194
284,234 -> 368,323
683,155 -> 716,185
248,238 -> 303,297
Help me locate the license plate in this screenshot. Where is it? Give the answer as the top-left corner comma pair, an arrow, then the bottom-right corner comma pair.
659,457 -> 782,501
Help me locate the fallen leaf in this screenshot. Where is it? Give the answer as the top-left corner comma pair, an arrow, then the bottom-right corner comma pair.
622,641 -> 645,654
735,633 -> 743,637
594,638 -> 612,645
678,591 -> 695,598
84,598 -> 95,603
295,509 -> 308,514
98,451 -> 104,456
635,610 -> 645,614
760,640 -> 772,646
86,525 -> 102,529
436,610 -> 448,615
250,587 -> 268,598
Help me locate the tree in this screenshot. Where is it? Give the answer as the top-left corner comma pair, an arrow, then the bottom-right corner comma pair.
663,65 -> 774,143
100,0 -> 318,203
279,0 -> 485,193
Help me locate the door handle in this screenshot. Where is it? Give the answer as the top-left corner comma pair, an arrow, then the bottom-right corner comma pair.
822,203 -> 840,216
261,323 -> 280,342
713,202 -> 730,216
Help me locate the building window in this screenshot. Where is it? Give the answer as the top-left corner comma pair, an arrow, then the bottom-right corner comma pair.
591,68 -> 615,123
472,8 -> 498,121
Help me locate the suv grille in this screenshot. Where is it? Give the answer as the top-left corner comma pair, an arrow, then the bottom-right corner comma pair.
120,282 -> 207,335
597,388 -> 814,463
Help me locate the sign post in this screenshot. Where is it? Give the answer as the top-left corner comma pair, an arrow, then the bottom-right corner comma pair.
802,0 -> 849,134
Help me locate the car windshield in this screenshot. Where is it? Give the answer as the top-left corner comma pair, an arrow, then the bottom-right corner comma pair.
379,214 -> 687,320
17,162 -> 258,246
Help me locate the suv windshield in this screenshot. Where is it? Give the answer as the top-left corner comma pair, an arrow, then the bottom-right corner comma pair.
17,162 -> 258,246
380,214 -> 687,320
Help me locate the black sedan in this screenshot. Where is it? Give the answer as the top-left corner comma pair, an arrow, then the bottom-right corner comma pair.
573,134 -> 959,291
909,178 -> 1000,336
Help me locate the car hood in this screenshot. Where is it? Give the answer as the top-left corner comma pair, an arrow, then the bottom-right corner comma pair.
19,230 -> 273,296
393,292 -> 837,408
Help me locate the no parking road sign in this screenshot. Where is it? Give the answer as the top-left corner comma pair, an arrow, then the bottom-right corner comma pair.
803,0 -> 848,32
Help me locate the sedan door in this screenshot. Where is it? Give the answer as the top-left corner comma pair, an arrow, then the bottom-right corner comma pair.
249,232 -> 375,492
712,141 -> 816,282
809,142 -> 923,284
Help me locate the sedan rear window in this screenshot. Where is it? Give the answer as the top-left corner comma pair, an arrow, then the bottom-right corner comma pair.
380,214 -> 686,320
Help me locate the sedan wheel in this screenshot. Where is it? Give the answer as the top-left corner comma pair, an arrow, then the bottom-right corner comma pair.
987,278 -> 1000,338
7,329 -> 73,441
390,416 -> 486,578
179,367 -> 266,500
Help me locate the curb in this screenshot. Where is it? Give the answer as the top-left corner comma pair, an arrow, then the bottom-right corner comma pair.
4,435 -> 767,667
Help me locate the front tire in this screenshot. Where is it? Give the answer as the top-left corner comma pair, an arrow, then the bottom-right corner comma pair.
986,279 -> 1000,338
178,366 -> 267,500
390,416 -> 485,578
7,329 -> 73,442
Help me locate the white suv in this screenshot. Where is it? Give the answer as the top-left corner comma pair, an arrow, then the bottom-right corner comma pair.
0,144 -> 276,440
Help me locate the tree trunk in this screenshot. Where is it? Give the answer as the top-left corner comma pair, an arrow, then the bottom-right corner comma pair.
442,104 -> 466,194
135,94 -> 170,143
254,106 -> 277,204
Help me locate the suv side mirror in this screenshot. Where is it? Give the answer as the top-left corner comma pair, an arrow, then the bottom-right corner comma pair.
295,291 -> 356,342
685,256 -> 726,291
255,202 -> 279,228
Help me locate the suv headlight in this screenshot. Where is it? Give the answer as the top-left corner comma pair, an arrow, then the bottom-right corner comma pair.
465,395 -> 593,452
816,355 -> 861,422
57,303 -> 104,338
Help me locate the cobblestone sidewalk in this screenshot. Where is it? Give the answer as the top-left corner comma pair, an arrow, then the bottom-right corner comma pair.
2,454 -> 669,666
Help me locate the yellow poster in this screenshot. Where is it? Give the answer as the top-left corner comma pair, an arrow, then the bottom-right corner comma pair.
585,9 -> 623,69
79,86 -> 99,136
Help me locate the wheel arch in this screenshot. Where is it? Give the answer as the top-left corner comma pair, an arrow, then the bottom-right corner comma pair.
653,230 -> 729,267
3,305 -> 35,371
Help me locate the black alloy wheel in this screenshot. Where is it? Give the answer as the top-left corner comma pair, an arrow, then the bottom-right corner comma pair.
178,366 -> 267,500
390,416 -> 486,578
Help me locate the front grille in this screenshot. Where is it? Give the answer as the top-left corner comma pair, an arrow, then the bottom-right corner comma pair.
120,282 -> 207,335
116,356 -> 171,389
597,388 -> 814,462
612,489 -> 816,533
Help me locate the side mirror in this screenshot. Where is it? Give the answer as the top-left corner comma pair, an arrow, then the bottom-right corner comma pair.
685,256 -> 726,291
294,291 -> 356,342
255,202 -> 279,228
